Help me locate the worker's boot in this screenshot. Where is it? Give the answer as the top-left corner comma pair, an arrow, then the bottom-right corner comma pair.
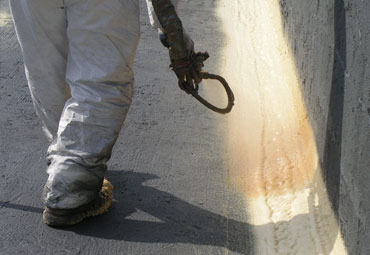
43,178 -> 113,227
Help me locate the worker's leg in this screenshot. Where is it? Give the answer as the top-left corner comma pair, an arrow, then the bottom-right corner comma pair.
43,0 -> 141,210
9,0 -> 70,141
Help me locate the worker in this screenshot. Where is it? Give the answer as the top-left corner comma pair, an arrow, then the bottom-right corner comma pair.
10,0 -> 196,227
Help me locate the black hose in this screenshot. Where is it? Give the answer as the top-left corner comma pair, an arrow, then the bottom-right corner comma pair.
184,72 -> 235,114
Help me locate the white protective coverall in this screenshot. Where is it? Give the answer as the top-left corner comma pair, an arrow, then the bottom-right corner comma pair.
10,0 -> 178,210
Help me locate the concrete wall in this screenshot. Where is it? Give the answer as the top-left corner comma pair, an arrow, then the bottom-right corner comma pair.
340,0 -> 370,253
279,0 -> 370,253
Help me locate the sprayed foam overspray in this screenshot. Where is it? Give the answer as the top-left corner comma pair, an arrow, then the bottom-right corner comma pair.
215,0 -> 347,254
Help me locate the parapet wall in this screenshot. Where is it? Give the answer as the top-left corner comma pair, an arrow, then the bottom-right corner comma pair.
279,0 -> 370,253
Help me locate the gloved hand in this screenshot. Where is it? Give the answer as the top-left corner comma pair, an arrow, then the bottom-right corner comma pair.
168,31 -> 203,93
158,29 -> 199,92
151,0 -> 200,92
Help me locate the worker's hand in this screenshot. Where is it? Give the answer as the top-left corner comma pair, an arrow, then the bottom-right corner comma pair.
168,32 -> 203,93
150,0 -> 199,91
168,30 -> 194,60
158,30 -> 198,92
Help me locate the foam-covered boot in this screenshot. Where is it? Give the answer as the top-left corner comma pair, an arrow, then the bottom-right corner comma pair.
43,179 -> 113,227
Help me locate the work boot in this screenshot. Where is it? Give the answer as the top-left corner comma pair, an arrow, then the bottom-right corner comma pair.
43,178 -> 114,227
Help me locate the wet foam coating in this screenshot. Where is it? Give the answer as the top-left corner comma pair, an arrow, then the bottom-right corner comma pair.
216,0 -> 347,254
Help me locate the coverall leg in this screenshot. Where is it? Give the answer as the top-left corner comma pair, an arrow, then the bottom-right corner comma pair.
10,0 -> 140,210
10,0 -> 70,141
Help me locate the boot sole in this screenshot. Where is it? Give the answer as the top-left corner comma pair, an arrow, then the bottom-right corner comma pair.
43,179 -> 114,227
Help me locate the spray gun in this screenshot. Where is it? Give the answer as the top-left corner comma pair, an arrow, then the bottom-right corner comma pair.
178,51 -> 235,114
160,32 -> 235,114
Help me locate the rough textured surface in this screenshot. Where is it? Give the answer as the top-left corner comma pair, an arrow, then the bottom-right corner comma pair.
218,0 -> 346,254
339,0 -> 370,253
279,0 -> 370,254
2,0 -> 370,254
0,0 -> 252,254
